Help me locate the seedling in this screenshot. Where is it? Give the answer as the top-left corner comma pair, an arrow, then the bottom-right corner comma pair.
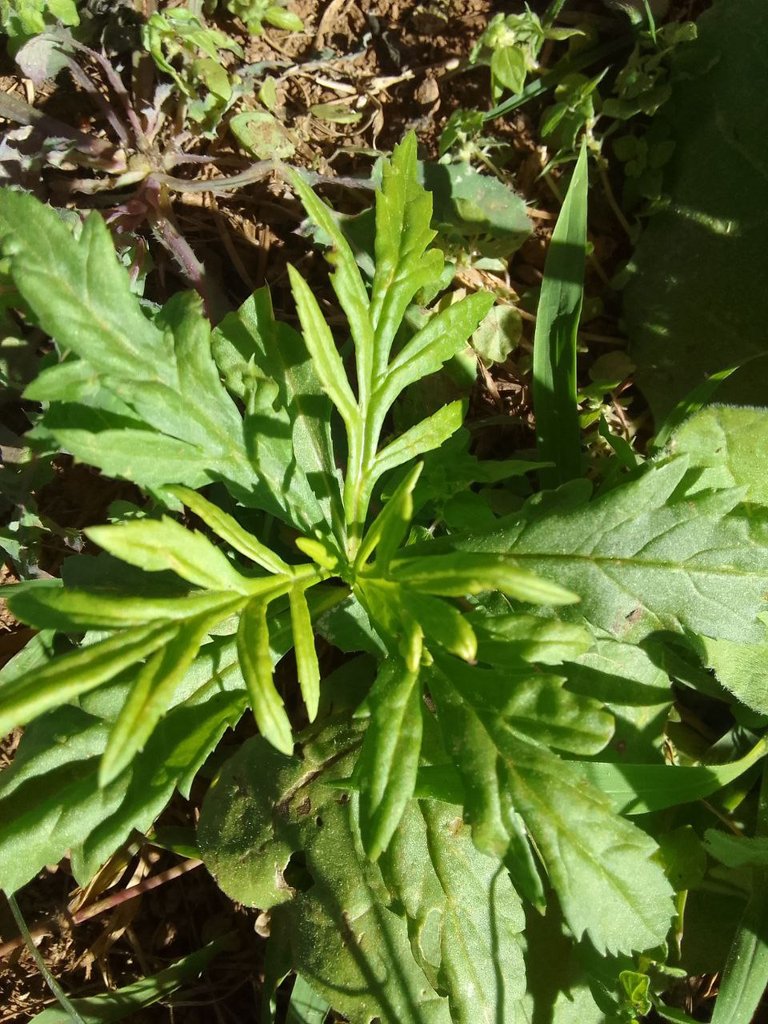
1,133 -> 768,1023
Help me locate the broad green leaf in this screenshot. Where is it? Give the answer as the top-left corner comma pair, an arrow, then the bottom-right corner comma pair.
580,736 -> 768,816
356,658 -> 422,860
30,419 -> 215,492
670,405 -> 768,507
429,663 -> 674,955
238,599 -> 293,755
469,612 -> 592,666
0,192 -> 176,387
85,518 -> 252,594
151,291 -> 244,447
170,485 -> 291,575
0,639 -> 244,893
420,162 -> 532,259
459,457 -> 768,643
433,655 -> 613,757
471,305 -> 522,366
391,550 -> 578,605
30,936 -> 230,1023
492,45 -> 526,94
5,582 -> 239,631
624,0 -> 768,419
378,800 -> 526,1024
356,462 -> 422,570
198,728 -> 453,1023
0,620 -> 181,737
0,194 -> 271,505
370,133 -> 443,376
99,610 -> 229,784
533,141 -> 588,488
565,638 -> 672,762
373,401 -> 465,480
376,292 -> 494,416
211,287 -> 342,535
290,584 -> 321,722
704,831 -> 768,869
287,265 -> 359,433
695,617 -> 768,714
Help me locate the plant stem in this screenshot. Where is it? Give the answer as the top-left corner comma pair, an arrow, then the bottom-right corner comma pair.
6,893 -> 88,1024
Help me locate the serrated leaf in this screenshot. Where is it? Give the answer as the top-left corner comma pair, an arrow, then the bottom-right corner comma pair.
470,612 -> 592,666
0,192 -> 176,387
237,599 -> 293,754
391,550 -> 578,605
378,800 -> 526,1024
0,620 -> 180,737
434,655 -> 613,757
429,663 -> 674,955
211,287 -> 342,535
85,518 -> 252,594
0,593 -> 326,893
670,405 -> 768,507
373,401 -> 465,480
370,133 -> 443,376
459,457 -> 768,643
287,265 -> 359,433
356,658 -> 423,860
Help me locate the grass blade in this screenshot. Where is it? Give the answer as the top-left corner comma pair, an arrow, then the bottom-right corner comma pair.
286,975 -> 331,1024
532,141 -> 588,488
28,935 -> 231,1023
711,760 -> 768,1024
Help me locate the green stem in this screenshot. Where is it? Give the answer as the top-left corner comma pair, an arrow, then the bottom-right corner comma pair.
7,893 -> 87,1024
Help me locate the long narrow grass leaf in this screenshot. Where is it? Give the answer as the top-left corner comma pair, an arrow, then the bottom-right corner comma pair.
532,141 -> 588,487
711,761 -> 768,1024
